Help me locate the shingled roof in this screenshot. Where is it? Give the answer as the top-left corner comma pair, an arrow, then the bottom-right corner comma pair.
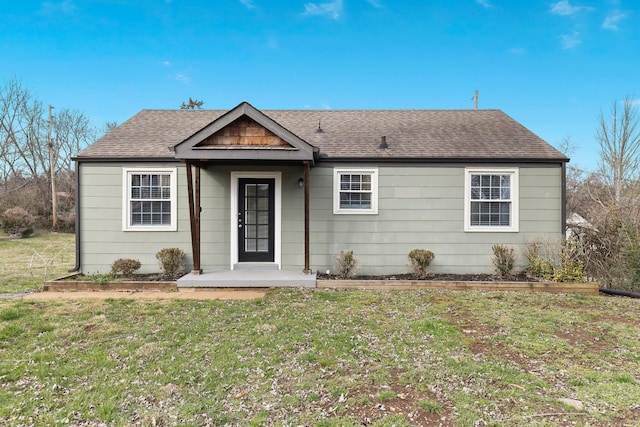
76,105 -> 567,162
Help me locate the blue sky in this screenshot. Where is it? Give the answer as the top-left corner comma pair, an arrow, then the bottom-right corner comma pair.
2,0 -> 638,171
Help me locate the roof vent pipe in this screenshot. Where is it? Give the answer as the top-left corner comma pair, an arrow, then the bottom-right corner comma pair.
379,135 -> 389,149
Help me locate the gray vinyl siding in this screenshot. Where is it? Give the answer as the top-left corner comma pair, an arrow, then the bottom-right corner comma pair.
307,164 -> 563,275
80,162 -> 563,276
197,165 -> 305,271
79,163 -> 192,274
79,163 -> 306,274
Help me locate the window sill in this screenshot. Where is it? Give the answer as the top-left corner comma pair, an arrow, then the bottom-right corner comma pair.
123,226 -> 177,232
464,226 -> 518,233
333,209 -> 378,215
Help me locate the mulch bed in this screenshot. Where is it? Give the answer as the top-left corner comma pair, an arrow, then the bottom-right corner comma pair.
317,272 -> 539,282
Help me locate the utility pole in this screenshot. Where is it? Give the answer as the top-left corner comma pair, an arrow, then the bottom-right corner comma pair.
472,90 -> 479,110
48,105 -> 58,231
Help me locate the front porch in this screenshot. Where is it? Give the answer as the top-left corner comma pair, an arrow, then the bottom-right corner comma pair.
175,102 -> 317,279
177,269 -> 317,288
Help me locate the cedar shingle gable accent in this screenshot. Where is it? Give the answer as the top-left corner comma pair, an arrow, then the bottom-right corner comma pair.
173,102 -> 317,162
76,104 -> 568,163
199,117 -> 291,148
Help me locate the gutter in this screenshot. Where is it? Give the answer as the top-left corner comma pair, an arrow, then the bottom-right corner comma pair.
321,157 -> 569,165
71,156 -> 178,163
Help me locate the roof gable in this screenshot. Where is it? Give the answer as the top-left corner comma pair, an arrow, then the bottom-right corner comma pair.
173,102 -> 317,163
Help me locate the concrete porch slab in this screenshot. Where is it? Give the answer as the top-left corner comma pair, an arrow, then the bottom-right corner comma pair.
177,269 -> 317,288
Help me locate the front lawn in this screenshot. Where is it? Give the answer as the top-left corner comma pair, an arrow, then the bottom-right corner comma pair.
1,289 -> 640,426
0,232 -> 75,293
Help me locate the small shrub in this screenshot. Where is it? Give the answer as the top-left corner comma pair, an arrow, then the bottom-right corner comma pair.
553,240 -> 586,282
492,244 -> 516,278
526,239 -> 586,283
525,241 -> 555,280
408,249 -> 435,279
92,273 -> 113,285
110,258 -> 141,277
156,247 -> 186,278
335,250 -> 358,279
57,211 -> 76,233
1,207 -> 35,238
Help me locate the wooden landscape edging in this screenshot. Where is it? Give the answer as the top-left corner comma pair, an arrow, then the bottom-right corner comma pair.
43,280 -> 177,292
42,275 -> 598,295
316,279 -> 599,295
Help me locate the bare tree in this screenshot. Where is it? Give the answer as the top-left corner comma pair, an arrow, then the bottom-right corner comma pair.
180,97 -> 204,110
103,120 -> 118,134
53,109 -> 96,173
0,78 -> 47,181
571,97 -> 640,290
0,77 -> 96,228
596,97 -> 640,210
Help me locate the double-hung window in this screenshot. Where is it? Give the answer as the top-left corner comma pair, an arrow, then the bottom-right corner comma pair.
333,168 -> 378,214
464,168 -> 518,232
123,168 -> 177,231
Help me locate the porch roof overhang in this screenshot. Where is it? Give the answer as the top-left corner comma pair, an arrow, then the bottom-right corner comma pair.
173,101 -> 318,165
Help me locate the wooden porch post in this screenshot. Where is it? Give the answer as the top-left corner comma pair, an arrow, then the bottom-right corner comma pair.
185,161 -> 202,274
303,160 -> 311,274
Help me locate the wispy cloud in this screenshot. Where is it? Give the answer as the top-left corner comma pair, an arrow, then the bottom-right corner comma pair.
174,74 -> 191,85
561,31 -> 581,49
303,0 -> 343,19
550,0 -> 587,16
240,0 -> 256,10
602,10 -> 627,30
162,61 -> 172,67
475,0 -> 492,8
366,0 -> 383,8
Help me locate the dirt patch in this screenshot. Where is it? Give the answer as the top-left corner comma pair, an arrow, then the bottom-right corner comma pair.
21,289 -> 268,301
320,370 -> 454,426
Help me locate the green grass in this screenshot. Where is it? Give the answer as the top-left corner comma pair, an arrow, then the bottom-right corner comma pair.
2,289 -> 640,426
0,231 -> 75,293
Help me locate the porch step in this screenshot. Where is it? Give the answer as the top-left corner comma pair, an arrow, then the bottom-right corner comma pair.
177,270 -> 316,288
233,263 -> 279,271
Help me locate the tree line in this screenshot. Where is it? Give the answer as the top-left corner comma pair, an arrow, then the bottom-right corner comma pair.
0,78 -> 98,231
566,96 -> 640,290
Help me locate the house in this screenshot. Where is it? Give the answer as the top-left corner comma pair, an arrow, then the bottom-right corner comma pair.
72,101 -> 568,287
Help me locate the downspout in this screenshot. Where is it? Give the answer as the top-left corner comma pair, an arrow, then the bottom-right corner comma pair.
561,161 -> 567,238
303,160 -> 311,274
69,159 -> 81,272
599,288 -> 640,298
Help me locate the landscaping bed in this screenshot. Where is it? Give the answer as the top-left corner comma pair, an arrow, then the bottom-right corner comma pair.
317,273 -> 599,295
43,273 -> 177,292
43,272 -> 600,295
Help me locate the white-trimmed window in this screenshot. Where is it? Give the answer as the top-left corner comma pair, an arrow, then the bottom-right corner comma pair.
123,168 -> 177,231
464,168 -> 518,232
333,168 -> 378,214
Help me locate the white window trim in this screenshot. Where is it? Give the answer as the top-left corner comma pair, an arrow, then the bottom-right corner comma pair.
333,168 -> 379,215
230,171 -> 282,270
464,167 -> 519,232
122,167 -> 178,231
